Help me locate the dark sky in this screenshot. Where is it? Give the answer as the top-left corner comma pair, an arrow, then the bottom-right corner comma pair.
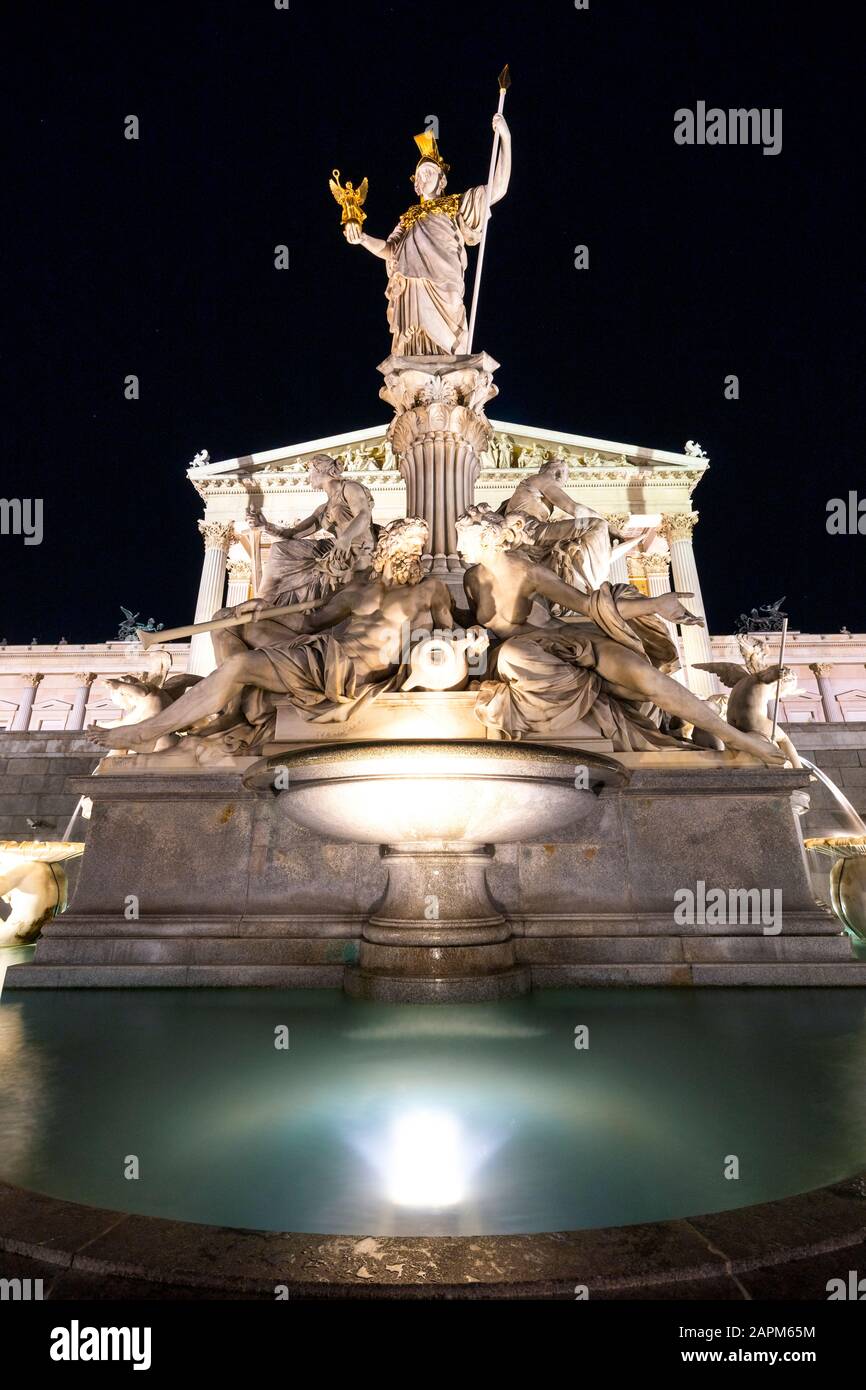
3,0 -> 862,642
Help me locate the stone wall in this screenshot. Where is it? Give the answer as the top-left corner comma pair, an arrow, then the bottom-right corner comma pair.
1,724 -> 864,847
0,731 -> 101,842
788,722 -> 866,835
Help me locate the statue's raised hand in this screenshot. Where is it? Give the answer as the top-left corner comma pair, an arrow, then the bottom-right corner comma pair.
655,591 -> 703,626
343,222 -> 363,245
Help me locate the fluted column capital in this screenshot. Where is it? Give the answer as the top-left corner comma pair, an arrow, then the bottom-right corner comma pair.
661,512 -> 699,543
640,551 -> 672,576
197,520 -> 235,551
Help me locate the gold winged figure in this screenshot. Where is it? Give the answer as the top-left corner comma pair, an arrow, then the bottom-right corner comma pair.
329,169 -> 368,227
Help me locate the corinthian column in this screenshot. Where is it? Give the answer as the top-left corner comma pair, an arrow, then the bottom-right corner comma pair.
12,673 -> 42,730
189,521 -> 233,676
810,663 -> 840,723
69,672 -> 96,730
379,353 -> 499,575
660,513 -> 717,697
640,550 -> 684,669
641,549 -> 673,600
607,514 -> 631,584
226,558 -> 252,608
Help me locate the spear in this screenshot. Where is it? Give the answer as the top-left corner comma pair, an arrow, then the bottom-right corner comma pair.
136,598 -> 322,650
770,616 -> 789,742
467,64 -> 511,354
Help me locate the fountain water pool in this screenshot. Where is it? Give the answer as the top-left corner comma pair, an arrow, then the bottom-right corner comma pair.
2,987 -> 865,1237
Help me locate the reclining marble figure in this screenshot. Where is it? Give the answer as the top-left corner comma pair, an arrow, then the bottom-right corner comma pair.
94,517 -> 453,751
455,504 -> 785,763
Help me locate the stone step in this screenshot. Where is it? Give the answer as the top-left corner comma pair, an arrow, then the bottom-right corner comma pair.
28,937 -> 360,967
518,935 -> 854,964
3,963 -> 345,989
531,962 -> 866,987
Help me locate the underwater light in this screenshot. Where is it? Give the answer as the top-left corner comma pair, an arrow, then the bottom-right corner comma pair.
384,1108 -> 466,1208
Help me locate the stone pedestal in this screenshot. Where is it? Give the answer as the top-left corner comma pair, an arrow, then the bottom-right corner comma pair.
347,843 -> 530,1002
7,746 -> 866,993
378,353 -> 499,574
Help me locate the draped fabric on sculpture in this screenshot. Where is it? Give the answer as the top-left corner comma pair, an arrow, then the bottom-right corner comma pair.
222,634 -> 398,753
258,480 -> 376,609
514,512 -> 619,596
385,186 -> 487,355
472,583 -> 685,750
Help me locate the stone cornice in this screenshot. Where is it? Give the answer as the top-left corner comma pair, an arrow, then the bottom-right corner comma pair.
190,465 -> 706,501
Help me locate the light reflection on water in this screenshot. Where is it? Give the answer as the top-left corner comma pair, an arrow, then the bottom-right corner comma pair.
1,987 -> 865,1236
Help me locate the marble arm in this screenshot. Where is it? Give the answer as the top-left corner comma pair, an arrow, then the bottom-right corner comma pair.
302,586 -> 358,634
540,481 -> 602,520
527,562 -> 700,628
358,233 -> 389,259
343,221 -> 389,257
490,115 -> 512,204
331,485 -> 373,552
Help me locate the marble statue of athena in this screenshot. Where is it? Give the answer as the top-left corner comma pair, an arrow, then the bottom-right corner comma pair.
343,118 -> 512,355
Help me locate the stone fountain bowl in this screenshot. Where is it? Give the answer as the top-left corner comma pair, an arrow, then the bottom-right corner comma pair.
804,835 -> 866,941
245,741 -> 626,1001
0,840 -> 85,947
244,740 -> 624,845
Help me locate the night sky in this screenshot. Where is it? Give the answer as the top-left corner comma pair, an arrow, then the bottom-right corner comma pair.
3,0 -> 862,642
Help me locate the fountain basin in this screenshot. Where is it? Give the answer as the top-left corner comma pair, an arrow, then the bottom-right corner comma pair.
245,741 -> 624,1000
804,836 -> 866,941
0,841 -> 84,947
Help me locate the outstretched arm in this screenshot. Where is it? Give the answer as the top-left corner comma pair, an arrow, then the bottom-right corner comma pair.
343,223 -> 389,258
490,114 -> 512,204
540,480 -> 603,521
247,504 -> 322,540
303,587 -> 358,634
527,563 -> 592,616
528,563 -> 701,628
617,591 -> 703,625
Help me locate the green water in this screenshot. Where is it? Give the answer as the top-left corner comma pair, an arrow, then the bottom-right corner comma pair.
1,987 -> 865,1236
